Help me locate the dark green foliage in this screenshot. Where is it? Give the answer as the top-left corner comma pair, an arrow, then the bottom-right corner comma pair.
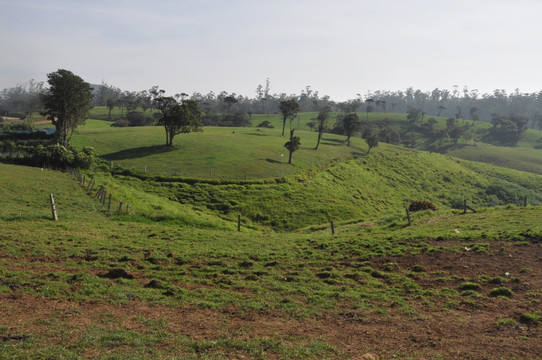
489,287 -> 513,297
365,134 -> 379,154
112,112 -> 155,127
30,144 -> 96,170
487,114 -> 528,145
378,126 -> 401,145
155,97 -> 202,146
458,282 -> 481,291
408,200 -> 437,212
257,120 -> 274,128
220,111 -> 251,127
519,312 -> 541,325
40,69 -> 93,146
342,113 -> 360,146
279,99 -> 300,137
284,129 -> 301,164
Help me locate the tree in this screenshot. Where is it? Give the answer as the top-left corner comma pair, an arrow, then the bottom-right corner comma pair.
315,106 -> 331,150
284,129 -> 300,164
342,113 -> 360,146
365,134 -> 379,154
279,99 -> 300,137
365,98 -> 374,121
437,105 -> 445,116
223,95 -> 238,113
40,69 -> 93,146
156,97 -> 202,146
378,126 -> 401,144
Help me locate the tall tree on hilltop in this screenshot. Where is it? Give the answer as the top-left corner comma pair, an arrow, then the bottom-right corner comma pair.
343,113 -> 360,146
40,69 -> 93,146
279,99 -> 300,137
315,106 -> 331,150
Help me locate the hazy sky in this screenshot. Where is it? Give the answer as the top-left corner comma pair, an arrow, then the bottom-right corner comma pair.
2,0 -> 542,100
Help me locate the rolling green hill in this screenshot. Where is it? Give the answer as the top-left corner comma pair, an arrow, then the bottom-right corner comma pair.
2,161 -> 542,359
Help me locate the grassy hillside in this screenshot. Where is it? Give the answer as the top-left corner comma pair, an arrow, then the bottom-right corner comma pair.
71,119 -> 382,179
95,151 -> 542,231
1,164 -> 542,359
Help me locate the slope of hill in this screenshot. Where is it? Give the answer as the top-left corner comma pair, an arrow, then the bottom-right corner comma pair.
2,163 -> 542,359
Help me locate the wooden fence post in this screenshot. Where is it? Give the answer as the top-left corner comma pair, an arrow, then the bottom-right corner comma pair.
524,196 -> 528,207
237,214 -> 241,231
330,220 -> 335,235
126,204 -> 130,214
50,194 -> 58,221
406,207 -> 411,226
118,202 -> 123,215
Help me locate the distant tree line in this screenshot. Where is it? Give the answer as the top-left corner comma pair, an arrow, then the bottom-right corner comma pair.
6,79 -> 542,132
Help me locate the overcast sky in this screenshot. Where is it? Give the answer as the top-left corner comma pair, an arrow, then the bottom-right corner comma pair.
1,0 -> 542,100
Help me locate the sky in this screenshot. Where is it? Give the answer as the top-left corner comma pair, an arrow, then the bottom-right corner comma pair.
2,0 -> 542,101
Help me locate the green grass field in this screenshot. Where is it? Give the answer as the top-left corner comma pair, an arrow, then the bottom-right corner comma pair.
3,108 -> 542,358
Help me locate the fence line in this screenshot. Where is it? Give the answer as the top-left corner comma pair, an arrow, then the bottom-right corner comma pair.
67,167 -> 130,216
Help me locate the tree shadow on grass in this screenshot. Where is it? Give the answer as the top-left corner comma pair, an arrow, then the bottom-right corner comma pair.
245,131 -> 271,137
102,145 -> 174,161
265,158 -> 282,164
320,138 -> 346,146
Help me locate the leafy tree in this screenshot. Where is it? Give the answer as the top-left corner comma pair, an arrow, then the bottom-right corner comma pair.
40,69 -> 93,146
378,126 -> 401,144
342,113 -> 360,146
155,97 -> 202,146
407,108 -> 422,123
437,105 -> 445,116
449,126 -> 465,144
315,106 -> 331,150
279,99 -> 300,137
365,134 -> 379,154
223,95 -> 238,113
284,129 -> 300,164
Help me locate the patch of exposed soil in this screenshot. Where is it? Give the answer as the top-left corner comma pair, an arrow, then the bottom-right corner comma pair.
0,240 -> 541,359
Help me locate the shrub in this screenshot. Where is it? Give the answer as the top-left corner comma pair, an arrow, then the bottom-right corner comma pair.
257,120 -> 274,128
408,200 -> 437,212
450,196 -> 465,209
489,287 -> 513,298
458,282 -> 481,291
519,312 -> 541,325
72,146 -> 97,169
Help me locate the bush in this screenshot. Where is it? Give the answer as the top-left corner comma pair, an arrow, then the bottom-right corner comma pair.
450,196 -> 465,209
72,147 -> 97,169
408,200 -> 437,212
30,144 -> 96,170
489,287 -> 513,298
458,282 -> 481,291
257,120 -> 274,128
519,312 -> 541,325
